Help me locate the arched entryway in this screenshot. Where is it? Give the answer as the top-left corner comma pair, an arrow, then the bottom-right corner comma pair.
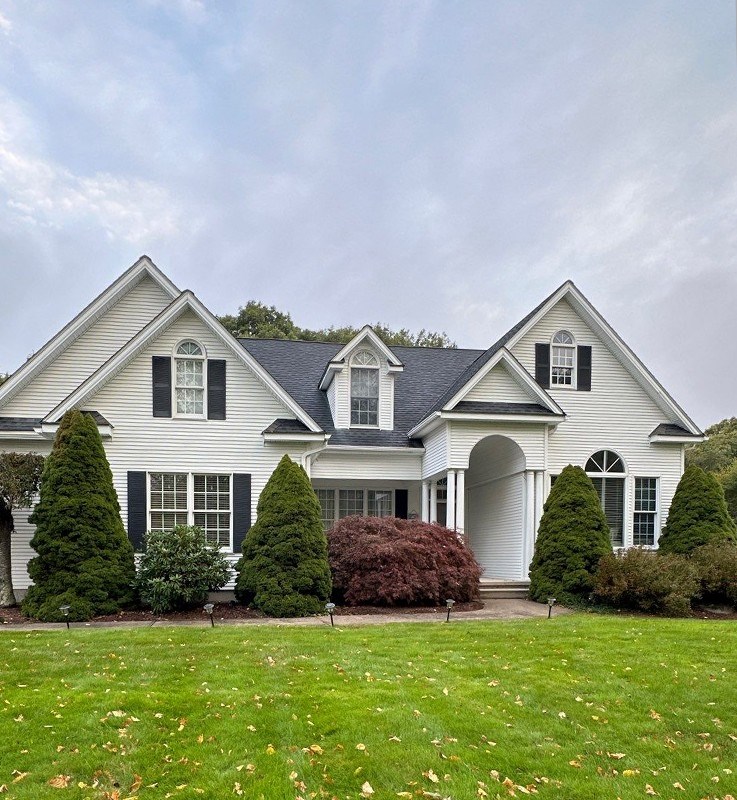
465,435 -> 528,580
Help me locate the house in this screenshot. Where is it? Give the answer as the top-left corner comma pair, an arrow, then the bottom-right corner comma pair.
0,256 -> 703,595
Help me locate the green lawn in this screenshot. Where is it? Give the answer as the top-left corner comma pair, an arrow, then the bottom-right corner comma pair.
1,616 -> 736,800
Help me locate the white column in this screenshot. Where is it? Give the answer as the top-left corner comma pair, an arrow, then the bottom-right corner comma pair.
455,469 -> 465,536
446,470 -> 456,531
421,481 -> 430,523
524,470 -> 535,577
430,480 -> 438,524
534,471 -> 544,540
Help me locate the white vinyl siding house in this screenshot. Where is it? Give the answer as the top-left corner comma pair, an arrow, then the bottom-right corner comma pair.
0,260 -> 703,593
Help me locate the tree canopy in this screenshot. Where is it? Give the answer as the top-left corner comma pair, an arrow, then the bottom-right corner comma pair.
686,417 -> 737,522
218,300 -> 456,348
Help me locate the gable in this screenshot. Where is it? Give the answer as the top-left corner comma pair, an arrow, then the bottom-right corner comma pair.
463,361 -> 540,405
1,274 -> 173,417
512,297 -> 671,421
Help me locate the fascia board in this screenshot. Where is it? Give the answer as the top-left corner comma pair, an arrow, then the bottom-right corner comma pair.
0,256 -> 179,409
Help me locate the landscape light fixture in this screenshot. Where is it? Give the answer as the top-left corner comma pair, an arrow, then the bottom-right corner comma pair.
59,605 -> 71,629
204,602 -> 215,627
325,602 -> 336,627
445,598 -> 455,622
547,598 -> 556,619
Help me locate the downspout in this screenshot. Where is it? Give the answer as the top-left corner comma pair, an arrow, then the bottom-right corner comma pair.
301,437 -> 330,479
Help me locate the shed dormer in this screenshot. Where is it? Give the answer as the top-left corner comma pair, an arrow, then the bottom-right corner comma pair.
318,326 -> 404,430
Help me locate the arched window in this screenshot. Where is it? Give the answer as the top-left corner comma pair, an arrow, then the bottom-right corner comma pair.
174,340 -> 205,416
350,350 -> 379,426
586,450 -> 625,547
551,330 -> 575,386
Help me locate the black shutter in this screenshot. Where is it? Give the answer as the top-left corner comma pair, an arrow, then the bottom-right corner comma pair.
534,343 -> 550,388
127,471 -> 147,552
577,345 -> 592,391
232,473 -> 252,553
395,489 -> 408,519
207,359 -> 226,420
152,356 -> 172,417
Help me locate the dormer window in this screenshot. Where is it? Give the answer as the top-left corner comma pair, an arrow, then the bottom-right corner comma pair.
551,330 -> 575,387
350,350 -> 379,426
175,340 -> 206,416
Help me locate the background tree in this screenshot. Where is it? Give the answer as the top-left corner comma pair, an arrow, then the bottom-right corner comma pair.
235,454 -> 331,616
529,464 -> 612,604
0,373 -> 9,386
658,464 -> 737,555
0,452 -> 44,606
685,417 -> 737,523
218,302 -> 456,348
22,410 -> 136,621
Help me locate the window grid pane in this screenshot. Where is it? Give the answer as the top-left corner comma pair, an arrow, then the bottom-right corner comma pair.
193,474 -> 230,547
351,367 -> 379,426
339,489 -> 364,518
591,476 -> 625,547
150,473 -> 187,514
633,477 -> 657,546
316,489 -> 335,531
368,490 -> 393,518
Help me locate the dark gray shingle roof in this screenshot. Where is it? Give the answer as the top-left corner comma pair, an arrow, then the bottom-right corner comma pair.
453,401 -> 560,416
0,417 -> 42,431
262,418 -> 312,435
650,423 -> 699,438
239,339 -> 484,447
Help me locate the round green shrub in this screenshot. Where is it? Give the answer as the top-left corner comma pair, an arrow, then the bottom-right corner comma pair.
528,464 -> 612,604
235,455 -> 331,617
135,525 -> 232,614
22,410 -> 136,621
659,465 -> 737,555
328,516 -> 482,606
594,547 -> 699,616
690,540 -> 737,608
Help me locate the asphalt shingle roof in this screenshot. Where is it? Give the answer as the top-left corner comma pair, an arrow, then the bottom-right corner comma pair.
0,417 -> 42,431
650,423 -> 699,438
453,401 -> 559,416
239,339 -> 484,447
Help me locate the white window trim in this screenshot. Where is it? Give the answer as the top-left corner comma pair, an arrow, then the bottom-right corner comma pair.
173,339 -> 208,420
349,350 -> 380,428
147,472 -> 233,551
317,487 -> 395,529
550,330 -> 577,390
633,476 -> 660,549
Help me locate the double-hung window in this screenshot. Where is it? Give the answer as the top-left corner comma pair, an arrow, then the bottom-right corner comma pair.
586,450 -> 625,547
149,472 -> 231,548
175,341 -> 205,416
551,330 -> 575,386
633,477 -> 658,546
350,350 -> 379,426
316,487 -> 394,530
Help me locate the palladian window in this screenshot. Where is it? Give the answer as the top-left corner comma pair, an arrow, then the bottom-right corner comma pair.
175,340 -> 205,416
350,350 -> 379,426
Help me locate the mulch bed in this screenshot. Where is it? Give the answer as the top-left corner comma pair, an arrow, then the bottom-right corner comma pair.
0,600 -> 485,626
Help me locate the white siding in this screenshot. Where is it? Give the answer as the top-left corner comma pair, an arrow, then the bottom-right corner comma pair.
326,377 -> 337,423
512,297 -> 683,545
312,450 -> 422,482
3,276 -> 172,416
463,363 -> 534,404
83,310 -> 310,554
330,346 -> 397,431
421,424 -> 448,479
449,421 -> 546,471
467,474 -> 525,579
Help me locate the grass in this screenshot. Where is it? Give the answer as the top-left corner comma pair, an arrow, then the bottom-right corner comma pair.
0,615 -> 736,799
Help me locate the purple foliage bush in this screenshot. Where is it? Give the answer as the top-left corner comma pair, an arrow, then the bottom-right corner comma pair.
328,516 -> 482,606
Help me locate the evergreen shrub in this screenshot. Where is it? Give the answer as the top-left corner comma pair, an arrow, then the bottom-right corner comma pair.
328,516 -> 481,606
658,465 -> 737,555
135,525 -> 231,614
528,464 -> 612,604
235,455 -> 331,617
690,540 -> 737,608
22,410 -> 136,621
593,548 -> 699,616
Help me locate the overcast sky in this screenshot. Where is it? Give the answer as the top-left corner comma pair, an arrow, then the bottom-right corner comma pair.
0,1 -> 735,428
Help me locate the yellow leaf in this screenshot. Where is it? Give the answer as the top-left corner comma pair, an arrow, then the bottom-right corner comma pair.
266,744 -> 276,755
423,769 -> 439,783
356,743 -> 366,751
47,775 -> 71,788
308,744 -> 323,755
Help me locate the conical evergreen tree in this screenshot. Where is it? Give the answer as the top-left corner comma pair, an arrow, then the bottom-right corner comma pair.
529,464 -> 612,603
235,454 -> 331,616
658,464 -> 737,555
22,410 -> 136,621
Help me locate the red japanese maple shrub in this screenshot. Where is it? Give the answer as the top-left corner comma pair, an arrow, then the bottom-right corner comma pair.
328,516 -> 482,606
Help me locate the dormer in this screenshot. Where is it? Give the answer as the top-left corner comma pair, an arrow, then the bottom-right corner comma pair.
318,326 -> 404,430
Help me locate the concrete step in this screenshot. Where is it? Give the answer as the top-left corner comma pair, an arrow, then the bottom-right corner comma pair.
478,580 -> 530,600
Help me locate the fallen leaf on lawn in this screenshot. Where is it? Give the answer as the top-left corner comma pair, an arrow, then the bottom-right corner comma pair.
673,783 -> 685,790
608,753 -> 626,759
11,772 -> 29,784
645,785 -> 657,796
308,744 -> 323,755
360,781 -> 374,797
423,769 -> 439,783
266,744 -> 276,755
356,743 -> 366,751
649,710 -> 662,721
48,775 -> 71,788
